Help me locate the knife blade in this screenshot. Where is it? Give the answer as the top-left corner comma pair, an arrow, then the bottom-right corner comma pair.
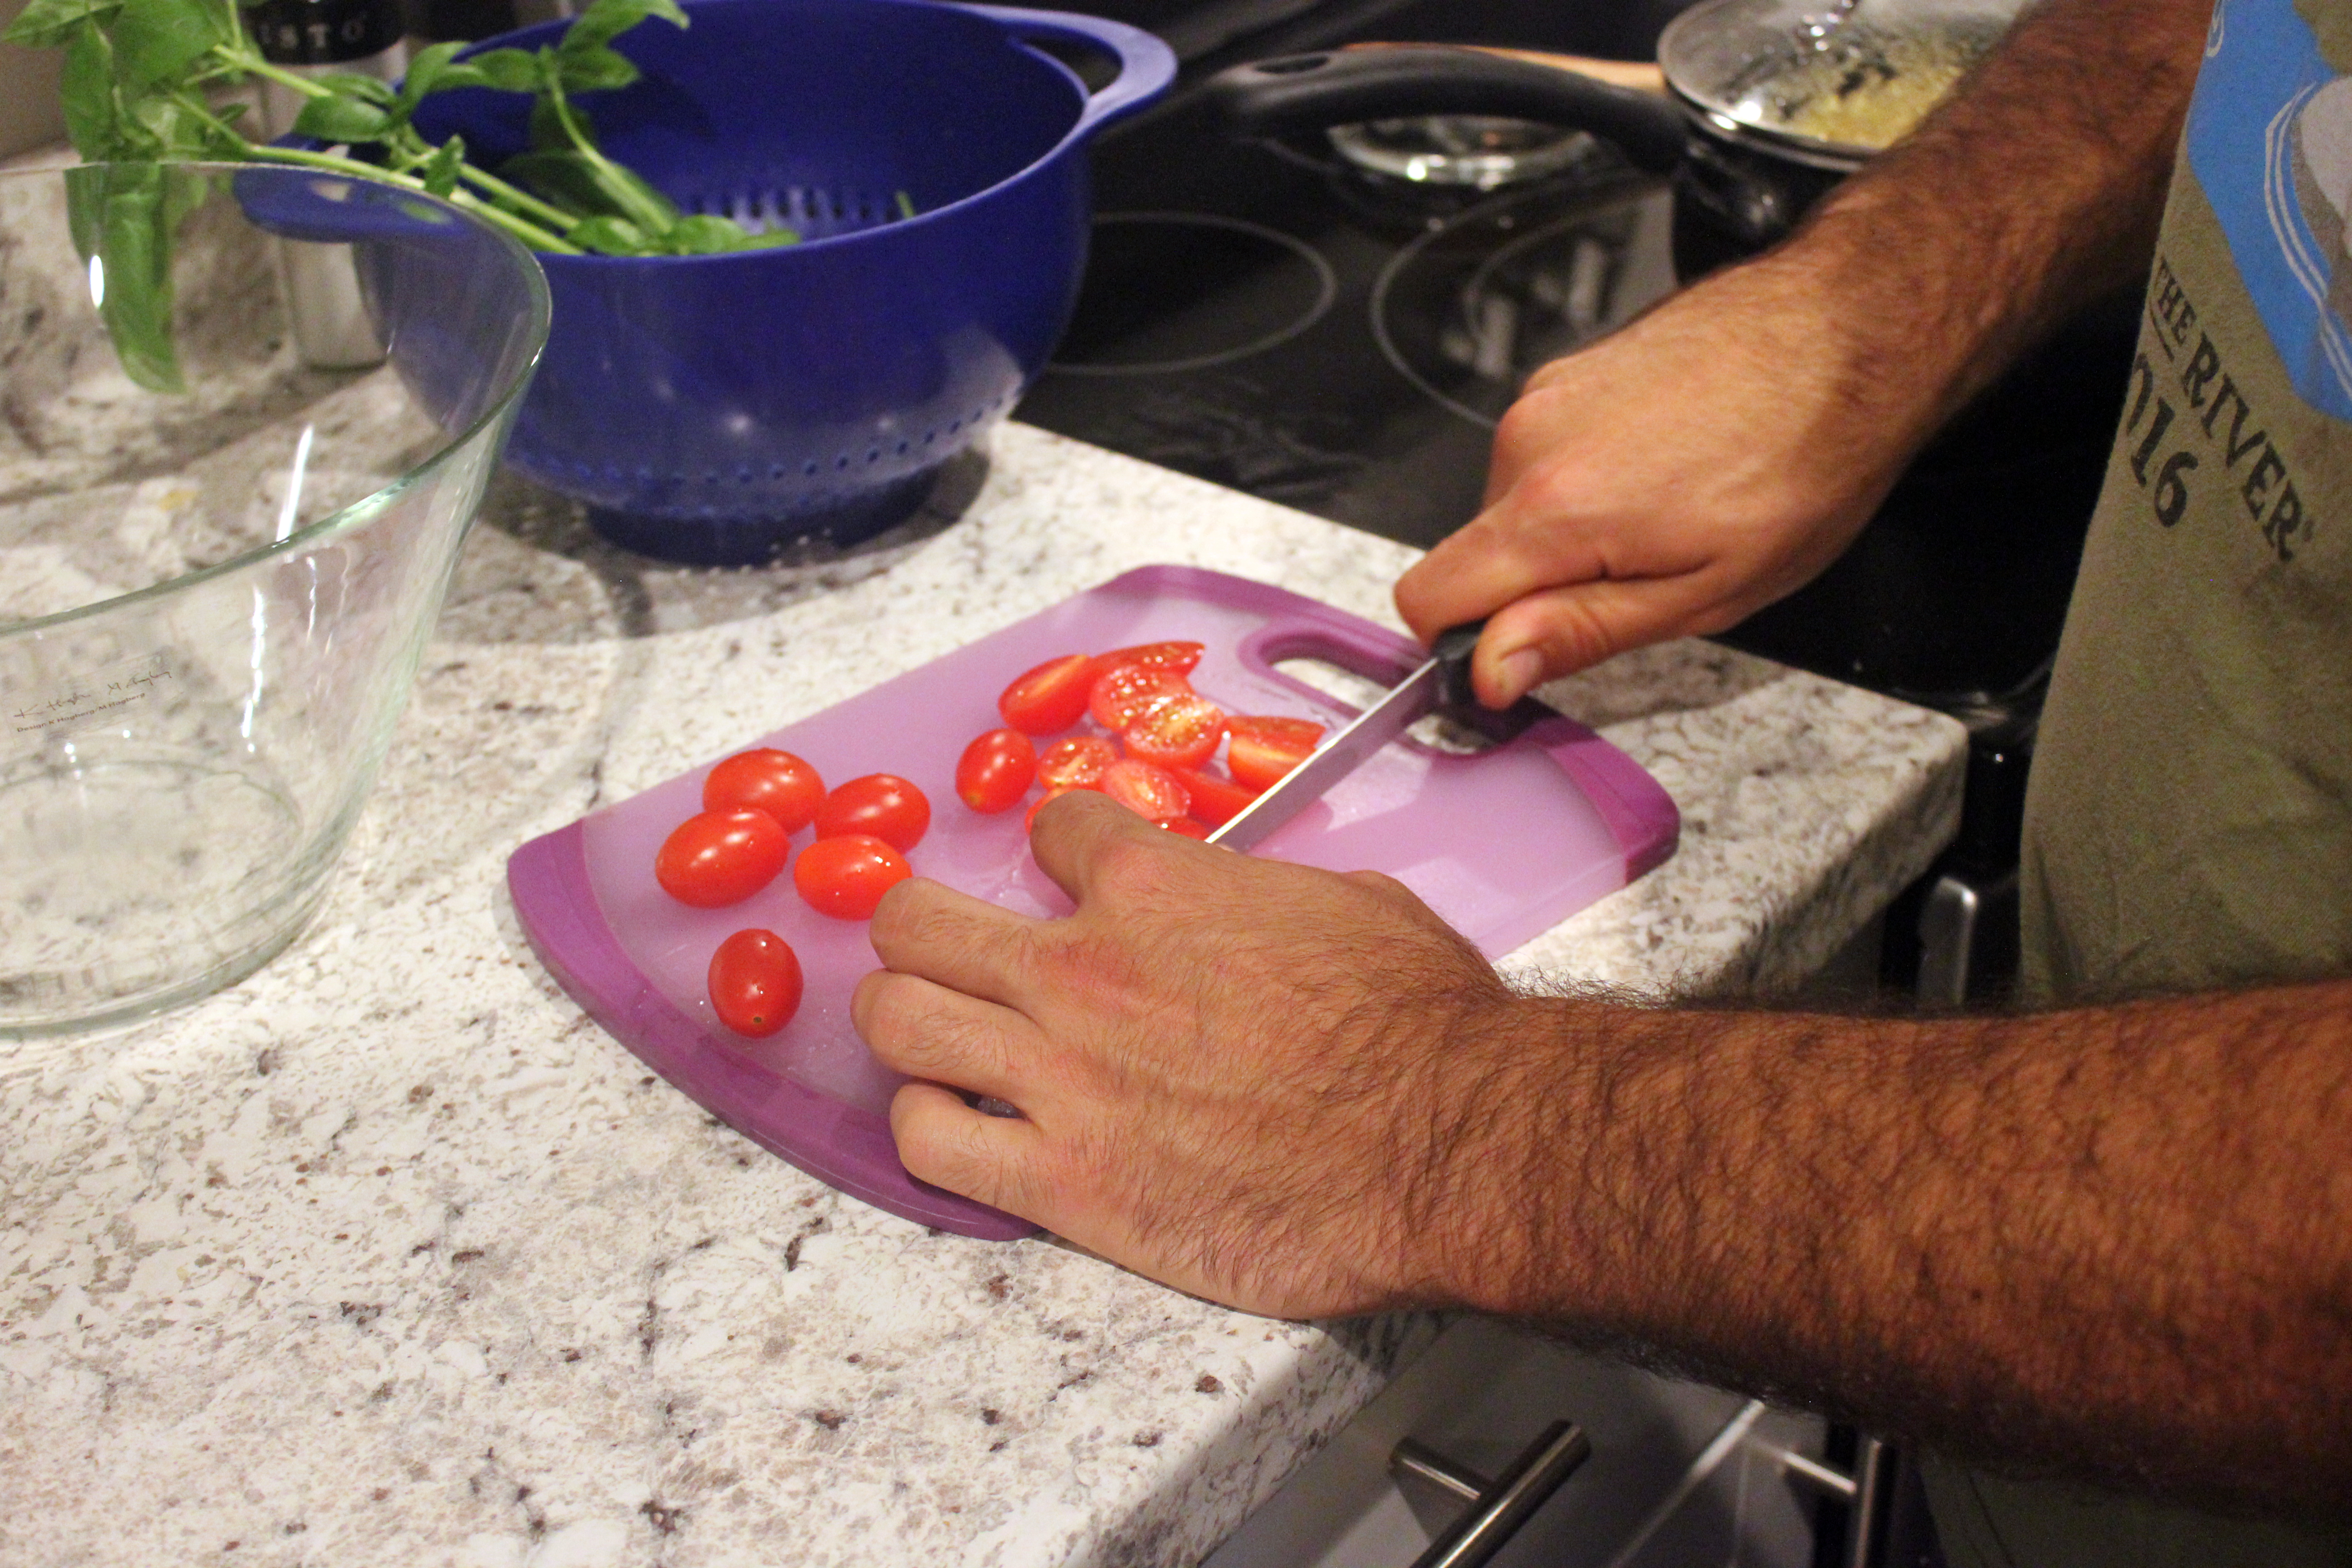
1207,621 -> 1537,852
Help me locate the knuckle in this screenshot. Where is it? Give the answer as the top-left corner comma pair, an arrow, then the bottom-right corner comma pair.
1492,388 -> 1567,456
1343,868 -> 1416,906
856,973 -> 930,1054
1512,465 -> 1594,533
866,877 -> 923,947
867,876 -> 968,962
1089,832 -> 1174,900
894,1094 -> 979,1188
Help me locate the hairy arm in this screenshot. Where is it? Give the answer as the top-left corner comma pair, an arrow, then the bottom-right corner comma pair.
857,798 -> 2352,1519
1393,0 -> 2213,706
1466,983 -> 2352,1520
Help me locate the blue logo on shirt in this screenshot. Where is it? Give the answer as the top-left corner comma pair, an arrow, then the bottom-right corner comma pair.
2188,0 -> 2352,420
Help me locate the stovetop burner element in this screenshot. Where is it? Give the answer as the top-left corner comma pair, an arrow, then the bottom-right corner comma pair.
1048,214 -> 1339,376
1326,115 -> 1599,188
1372,179 -> 1671,425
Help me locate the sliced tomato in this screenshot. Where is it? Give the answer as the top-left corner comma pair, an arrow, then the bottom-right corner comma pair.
794,833 -> 911,920
1095,640 -> 1204,676
815,773 -> 931,851
999,653 -> 1097,735
1165,764 -> 1258,828
1101,759 -> 1190,822
708,929 -> 803,1038
1089,664 -> 1191,732
956,729 -> 1036,814
655,808 -> 791,908
1037,734 -> 1117,792
701,748 -> 824,834
1123,690 -> 1226,770
1226,715 -> 1326,792
1158,816 -> 1210,840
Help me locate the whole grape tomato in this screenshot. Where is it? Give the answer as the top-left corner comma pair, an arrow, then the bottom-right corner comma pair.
1100,759 -> 1190,822
701,748 -> 824,834
794,834 -> 912,920
1088,664 -> 1192,732
655,809 -> 791,908
956,729 -> 1037,814
1037,734 -> 1117,792
1095,640 -> 1204,676
815,773 -> 931,851
1122,690 -> 1227,770
1166,764 -> 1258,828
998,653 -> 1097,735
708,929 -> 803,1038
1226,715 -> 1326,792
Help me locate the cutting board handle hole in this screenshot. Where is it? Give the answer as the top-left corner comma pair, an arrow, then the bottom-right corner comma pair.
1271,654 -> 1389,712
1269,655 -> 1503,757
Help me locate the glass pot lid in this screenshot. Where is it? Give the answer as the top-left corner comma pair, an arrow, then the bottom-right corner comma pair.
1658,0 -> 2025,169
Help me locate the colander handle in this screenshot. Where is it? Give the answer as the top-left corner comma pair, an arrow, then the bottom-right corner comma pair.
955,5 -> 1179,139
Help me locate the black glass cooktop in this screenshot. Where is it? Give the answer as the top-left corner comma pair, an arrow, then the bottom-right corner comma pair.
1014,0 -> 2133,718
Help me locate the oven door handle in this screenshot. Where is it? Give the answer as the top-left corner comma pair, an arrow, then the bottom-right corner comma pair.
1391,1419 -> 1592,1568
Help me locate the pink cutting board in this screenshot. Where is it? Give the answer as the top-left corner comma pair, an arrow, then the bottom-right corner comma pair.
507,566 -> 1676,1238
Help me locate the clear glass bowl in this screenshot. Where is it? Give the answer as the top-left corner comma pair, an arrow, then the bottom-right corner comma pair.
0,163 -> 549,1036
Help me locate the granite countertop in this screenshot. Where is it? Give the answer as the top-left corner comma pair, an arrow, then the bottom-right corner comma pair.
0,419 -> 1967,1568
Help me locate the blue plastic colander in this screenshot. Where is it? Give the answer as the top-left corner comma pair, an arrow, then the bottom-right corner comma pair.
408,0 -> 1174,564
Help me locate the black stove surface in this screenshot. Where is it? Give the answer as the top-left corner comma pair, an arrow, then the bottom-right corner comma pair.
1014,0 -> 2133,725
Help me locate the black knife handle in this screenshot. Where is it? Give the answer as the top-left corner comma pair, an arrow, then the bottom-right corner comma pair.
1432,620 -> 1486,712
1431,620 -> 1547,743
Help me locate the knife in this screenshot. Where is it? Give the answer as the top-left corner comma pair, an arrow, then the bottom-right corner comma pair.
1206,621 -> 1546,852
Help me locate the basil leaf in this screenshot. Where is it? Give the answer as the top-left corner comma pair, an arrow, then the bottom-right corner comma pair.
500,147 -> 622,217
528,94 -> 582,151
424,61 -> 492,94
58,20 -> 133,161
659,213 -> 754,253
419,134 -> 465,198
129,93 -> 215,156
111,0 -> 227,88
462,46 -> 544,93
584,154 -> 675,230
3,0 -> 120,49
397,39 -> 469,107
554,43 -> 636,93
501,146 -> 674,229
65,162 -> 187,392
64,153 -> 108,259
567,214 -> 653,255
740,224 -> 799,248
291,93 -> 392,143
314,70 -> 397,106
559,0 -> 686,57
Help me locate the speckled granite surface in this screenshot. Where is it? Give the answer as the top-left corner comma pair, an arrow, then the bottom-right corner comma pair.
0,373 -> 1965,1561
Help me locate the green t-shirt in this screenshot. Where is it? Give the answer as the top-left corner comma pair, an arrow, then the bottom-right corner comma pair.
1926,0 -> 2352,1558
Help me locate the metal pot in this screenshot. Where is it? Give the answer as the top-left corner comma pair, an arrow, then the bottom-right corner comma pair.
1204,0 -> 2019,277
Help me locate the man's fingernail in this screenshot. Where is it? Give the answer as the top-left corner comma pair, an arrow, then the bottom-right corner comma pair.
1495,647 -> 1544,704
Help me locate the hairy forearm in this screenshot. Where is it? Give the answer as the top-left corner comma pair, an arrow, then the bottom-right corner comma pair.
1751,0 -> 2211,441
1448,982 -> 2352,1517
